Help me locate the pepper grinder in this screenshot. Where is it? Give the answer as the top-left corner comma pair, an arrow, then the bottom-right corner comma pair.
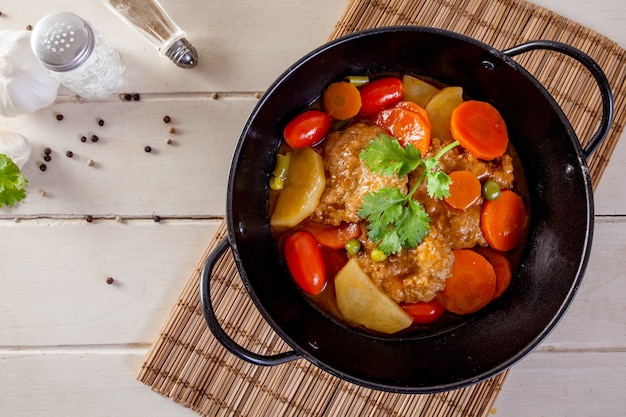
30,11 -> 125,99
103,0 -> 198,69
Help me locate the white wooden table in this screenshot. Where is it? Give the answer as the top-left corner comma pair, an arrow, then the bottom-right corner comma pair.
1,1 -> 624,415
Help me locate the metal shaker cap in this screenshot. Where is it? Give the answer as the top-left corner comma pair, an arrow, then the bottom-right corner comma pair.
31,11 -> 95,72
165,38 -> 198,69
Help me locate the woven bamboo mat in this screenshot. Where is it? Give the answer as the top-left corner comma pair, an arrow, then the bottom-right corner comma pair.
136,0 -> 626,416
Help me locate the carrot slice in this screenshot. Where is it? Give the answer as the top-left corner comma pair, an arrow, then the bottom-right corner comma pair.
480,189 -> 527,252
450,100 -> 509,160
395,101 -> 432,130
373,103 -> 431,155
322,81 -> 362,120
444,170 -> 482,210
438,249 -> 496,315
475,246 -> 513,299
302,221 -> 361,250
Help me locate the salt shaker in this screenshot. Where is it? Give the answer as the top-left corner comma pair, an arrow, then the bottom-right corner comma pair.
103,0 -> 197,68
30,11 -> 125,99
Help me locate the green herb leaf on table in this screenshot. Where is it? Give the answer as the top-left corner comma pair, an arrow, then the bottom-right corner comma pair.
0,154 -> 28,208
358,137 -> 459,255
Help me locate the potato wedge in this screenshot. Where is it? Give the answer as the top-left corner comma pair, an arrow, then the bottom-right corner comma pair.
425,86 -> 464,142
402,74 -> 439,107
335,259 -> 413,334
270,147 -> 326,228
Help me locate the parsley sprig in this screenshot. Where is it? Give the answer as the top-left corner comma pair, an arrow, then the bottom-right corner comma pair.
0,154 -> 28,208
358,135 -> 459,255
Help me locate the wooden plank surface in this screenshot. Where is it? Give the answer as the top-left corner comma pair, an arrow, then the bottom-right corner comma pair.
0,100 -> 255,216
595,136 -> 626,214
0,219 -> 221,346
3,350 -> 624,417
1,0 -> 625,416
4,0 -> 346,94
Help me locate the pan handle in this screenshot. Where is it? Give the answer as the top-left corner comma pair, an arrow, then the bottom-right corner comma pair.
199,236 -> 301,366
503,40 -> 614,160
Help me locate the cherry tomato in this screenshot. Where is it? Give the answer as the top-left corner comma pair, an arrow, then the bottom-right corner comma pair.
401,300 -> 445,324
358,77 -> 404,117
283,109 -> 331,148
283,230 -> 327,295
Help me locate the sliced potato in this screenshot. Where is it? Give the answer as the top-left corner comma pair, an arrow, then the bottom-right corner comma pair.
270,147 -> 326,228
425,86 -> 464,141
402,74 -> 439,107
335,259 -> 413,334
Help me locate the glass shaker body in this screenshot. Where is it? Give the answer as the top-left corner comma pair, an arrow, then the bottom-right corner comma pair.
104,0 -> 197,68
31,12 -> 125,99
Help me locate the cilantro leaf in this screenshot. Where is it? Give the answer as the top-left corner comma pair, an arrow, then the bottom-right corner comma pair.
359,187 -> 405,254
399,199 -> 431,248
359,187 -> 406,224
425,168 -> 452,199
0,154 -> 28,208
376,228 -> 403,256
357,187 -> 431,255
359,134 -> 421,177
358,136 -> 459,255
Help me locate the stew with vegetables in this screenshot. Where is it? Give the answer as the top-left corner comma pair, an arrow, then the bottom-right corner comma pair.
269,73 -> 529,335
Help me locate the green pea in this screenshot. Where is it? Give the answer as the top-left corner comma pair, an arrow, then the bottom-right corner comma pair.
345,238 -> 361,255
370,248 -> 387,262
482,179 -> 501,201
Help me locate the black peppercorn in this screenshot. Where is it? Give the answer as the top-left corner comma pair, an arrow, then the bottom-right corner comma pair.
132,93 -> 140,101
153,215 -> 161,223
144,146 -> 152,153
43,155 -> 51,162
106,276 -> 114,285
39,163 -> 47,171
80,136 -> 87,143
66,151 -> 73,158
55,114 -> 64,121
98,119 -> 105,126
86,215 -> 94,223
43,147 -> 52,155
91,135 -> 99,142
123,93 -> 132,101
163,115 -> 171,123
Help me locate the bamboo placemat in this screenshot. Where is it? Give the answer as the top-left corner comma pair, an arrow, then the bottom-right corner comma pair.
136,0 -> 626,415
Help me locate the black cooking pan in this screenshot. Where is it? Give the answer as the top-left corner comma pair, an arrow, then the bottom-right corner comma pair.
200,26 -> 614,393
